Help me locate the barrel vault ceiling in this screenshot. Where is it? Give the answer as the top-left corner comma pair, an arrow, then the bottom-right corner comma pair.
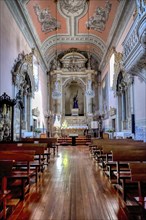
10,0 -> 128,72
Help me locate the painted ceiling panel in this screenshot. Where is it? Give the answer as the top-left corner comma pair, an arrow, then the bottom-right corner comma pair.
17,0 -> 123,70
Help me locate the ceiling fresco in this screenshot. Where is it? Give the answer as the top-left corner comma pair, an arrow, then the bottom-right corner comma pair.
13,0 -> 124,71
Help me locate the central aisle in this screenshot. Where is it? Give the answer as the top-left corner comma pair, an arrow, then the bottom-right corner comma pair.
9,145 -> 129,220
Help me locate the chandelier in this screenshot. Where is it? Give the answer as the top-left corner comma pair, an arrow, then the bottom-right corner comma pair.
86,80 -> 95,98
52,81 -> 62,99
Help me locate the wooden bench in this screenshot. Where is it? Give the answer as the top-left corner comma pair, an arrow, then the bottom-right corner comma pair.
0,160 -> 14,219
111,149 -> 146,201
123,162 -> 146,218
0,151 -> 35,200
92,141 -> 146,175
129,163 -> 146,204
21,138 -> 58,155
0,143 -> 46,182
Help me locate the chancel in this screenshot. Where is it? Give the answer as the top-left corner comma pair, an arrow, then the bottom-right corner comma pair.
0,0 -> 146,219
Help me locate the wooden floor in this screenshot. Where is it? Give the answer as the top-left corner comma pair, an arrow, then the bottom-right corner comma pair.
8,145 -> 133,220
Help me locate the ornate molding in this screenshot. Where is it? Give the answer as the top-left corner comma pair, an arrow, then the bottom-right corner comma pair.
34,4 -> 61,33
32,107 -> 40,117
99,0 -> 134,71
5,0 -> 48,72
59,0 -> 87,16
60,52 -> 87,72
11,51 -> 36,96
86,0 -> 112,32
42,34 -> 106,53
42,35 -> 105,69
123,25 -> 139,61
136,0 -> 146,19
127,54 -> 146,83
123,1 -> 146,83
112,51 -> 123,95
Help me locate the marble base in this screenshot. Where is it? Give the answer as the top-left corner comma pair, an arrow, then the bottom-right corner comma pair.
71,108 -> 79,116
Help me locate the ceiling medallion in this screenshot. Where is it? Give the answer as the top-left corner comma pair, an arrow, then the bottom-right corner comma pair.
34,4 -> 61,33
59,0 -> 87,16
86,0 -> 112,32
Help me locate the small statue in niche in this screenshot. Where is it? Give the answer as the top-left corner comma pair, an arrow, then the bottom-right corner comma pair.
73,91 -> 78,108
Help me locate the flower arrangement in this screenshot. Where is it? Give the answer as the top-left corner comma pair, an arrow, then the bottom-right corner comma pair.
34,128 -> 41,133
106,128 -> 115,133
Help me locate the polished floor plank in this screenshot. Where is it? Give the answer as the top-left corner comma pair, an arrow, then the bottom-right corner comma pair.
8,146 -> 129,220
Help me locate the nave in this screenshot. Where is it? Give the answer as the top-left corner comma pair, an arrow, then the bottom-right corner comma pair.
8,145 -> 131,220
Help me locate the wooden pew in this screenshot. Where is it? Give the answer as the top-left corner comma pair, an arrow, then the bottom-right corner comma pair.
91,141 -> 145,186
129,163 -> 146,205
0,160 -> 14,219
93,142 -> 146,175
21,138 -> 58,155
17,143 -> 47,165
122,162 -> 146,217
0,143 -> 46,182
90,139 -> 136,159
111,149 -> 146,201
0,151 -> 35,200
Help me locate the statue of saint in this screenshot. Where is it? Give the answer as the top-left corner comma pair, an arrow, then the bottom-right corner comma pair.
73,91 -> 78,108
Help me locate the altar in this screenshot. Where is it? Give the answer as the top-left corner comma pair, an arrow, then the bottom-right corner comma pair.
61,116 -> 89,136
69,133 -> 78,146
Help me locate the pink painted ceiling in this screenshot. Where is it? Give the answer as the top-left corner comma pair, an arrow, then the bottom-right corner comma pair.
23,0 -> 120,69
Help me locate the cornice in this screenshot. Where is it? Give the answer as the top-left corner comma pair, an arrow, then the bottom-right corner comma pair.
42,34 -> 105,65
99,0 -> 135,71
5,0 -> 48,73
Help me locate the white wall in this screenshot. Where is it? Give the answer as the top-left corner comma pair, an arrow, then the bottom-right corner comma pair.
0,1 -> 31,97
0,1 -> 48,131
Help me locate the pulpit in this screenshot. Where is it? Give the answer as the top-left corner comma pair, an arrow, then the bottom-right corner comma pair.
69,133 -> 78,146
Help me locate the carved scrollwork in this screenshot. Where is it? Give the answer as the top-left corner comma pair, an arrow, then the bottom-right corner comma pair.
11,51 -> 36,96
59,0 -> 87,16
34,4 -> 61,33
136,0 -> 146,18
86,0 -> 112,32
60,52 -> 87,72
123,0 -> 146,83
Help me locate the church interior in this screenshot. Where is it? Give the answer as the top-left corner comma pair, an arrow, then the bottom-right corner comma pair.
0,0 -> 146,219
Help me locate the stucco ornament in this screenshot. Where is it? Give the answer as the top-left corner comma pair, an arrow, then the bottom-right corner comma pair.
60,52 -> 87,72
34,4 -> 61,33
11,52 -> 35,96
112,51 -> 123,95
136,0 -> 146,17
86,0 -> 112,32
59,0 -> 87,16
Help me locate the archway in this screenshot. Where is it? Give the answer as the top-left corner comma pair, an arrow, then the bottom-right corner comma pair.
62,77 -> 86,116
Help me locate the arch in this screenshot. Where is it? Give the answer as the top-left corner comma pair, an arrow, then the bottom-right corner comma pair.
62,77 -> 86,116
63,76 -> 86,91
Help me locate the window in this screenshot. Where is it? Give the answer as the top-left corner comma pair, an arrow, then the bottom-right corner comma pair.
110,53 -> 115,87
